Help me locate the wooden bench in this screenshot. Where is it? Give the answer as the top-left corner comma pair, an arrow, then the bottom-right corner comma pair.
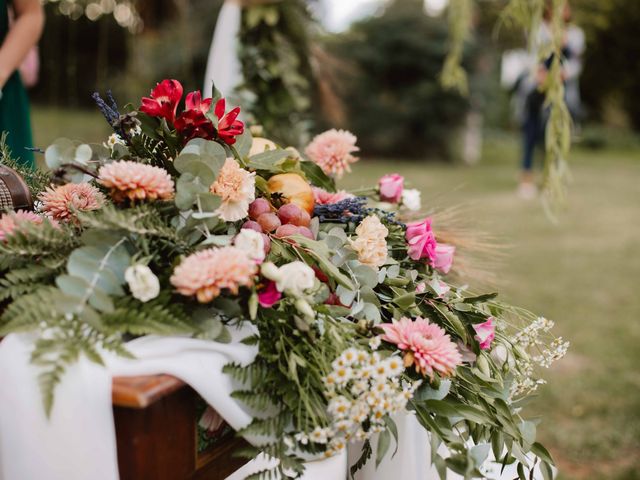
113,374 -> 249,480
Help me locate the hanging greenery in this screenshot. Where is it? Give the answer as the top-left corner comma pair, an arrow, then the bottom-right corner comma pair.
235,0 -> 318,147
442,0 -> 573,213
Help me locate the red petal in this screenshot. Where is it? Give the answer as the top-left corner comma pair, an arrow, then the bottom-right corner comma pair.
185,91 -> 201,111
214,98 -> 226,119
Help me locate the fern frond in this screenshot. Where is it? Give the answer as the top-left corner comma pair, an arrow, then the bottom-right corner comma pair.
103,294 -> 196,336
237,412 -> 291,438
231,390 -> 276,411
223,362 -> 271,388
0,287 -> 62,334
0,264 -> 62,301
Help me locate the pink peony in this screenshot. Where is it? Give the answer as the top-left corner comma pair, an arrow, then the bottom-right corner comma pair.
98,161 -> 175,203
433,244 -> 455,274
312,187 -> 354,205
473,317 -> 495,351
258,281 -> 281,308
380,317 -> 462,379
170,246 -> 257,303
0,210 -> 45,241
378,174 -> 404,203
39,183 -> 104,222
304,129 -> 359,179
405,217 -> 437,263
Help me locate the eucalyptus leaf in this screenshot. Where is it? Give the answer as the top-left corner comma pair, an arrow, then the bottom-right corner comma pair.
376,429 -> 391,467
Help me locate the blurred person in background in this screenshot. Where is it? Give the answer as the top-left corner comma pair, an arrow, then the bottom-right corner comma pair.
0,0 -> 44,168
513,0 -> 584,199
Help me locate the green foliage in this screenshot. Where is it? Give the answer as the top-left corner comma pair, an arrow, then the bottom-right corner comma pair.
328,0 -> 470,158
237,0 -> 316,147
0,133 -> 51,197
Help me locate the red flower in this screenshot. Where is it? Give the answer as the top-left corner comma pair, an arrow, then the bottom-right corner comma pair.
214,99 -> 244,145
185,91 -> 212,114
175,109 -> 215,142
140,79 -> 183,123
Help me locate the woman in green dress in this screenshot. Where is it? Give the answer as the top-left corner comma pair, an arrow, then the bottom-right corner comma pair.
0,0 -> 44,168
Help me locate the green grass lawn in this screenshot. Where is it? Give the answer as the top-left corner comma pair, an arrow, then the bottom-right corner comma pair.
30,107 -> 640,479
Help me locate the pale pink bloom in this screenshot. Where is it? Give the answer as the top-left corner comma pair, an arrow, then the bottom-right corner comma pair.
378,174 -> 404,203
415,282 -> 427,294
380,317 -> 462,379
39,183 -> 104,222
0,210 -> 44,241
433,243 -> 455,274
304,129 -> 359,179
98,161 -> 174,203
198,406 -> 225,435
473,317 -> 496,351
349,215 -> 388,268
210,158 -> 256,222
312,186 -> 354,205
429,279 -> 451,298
405,217 -> 437,263
170,247 -> 257,303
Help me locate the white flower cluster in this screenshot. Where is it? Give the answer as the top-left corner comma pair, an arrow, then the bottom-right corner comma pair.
295,348 -> 418,458
509,316 -> 569,396
532,337 -> 570,368
512,316 -> 555,348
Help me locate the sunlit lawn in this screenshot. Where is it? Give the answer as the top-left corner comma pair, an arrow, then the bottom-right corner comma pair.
32,107 -> 640,480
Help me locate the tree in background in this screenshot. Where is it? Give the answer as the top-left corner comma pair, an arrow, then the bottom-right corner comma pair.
327,0 -> 470,158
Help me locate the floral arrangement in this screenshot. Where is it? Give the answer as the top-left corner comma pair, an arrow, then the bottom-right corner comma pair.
0,79 -> 567,479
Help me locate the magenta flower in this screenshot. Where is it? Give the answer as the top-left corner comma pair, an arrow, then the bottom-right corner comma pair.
405,217 -> 437,262
473,317 -> 496,350
378,174 -> 404,203
258,281 -> 281,308
433,243 -> 455,274
380,317 -> 462,379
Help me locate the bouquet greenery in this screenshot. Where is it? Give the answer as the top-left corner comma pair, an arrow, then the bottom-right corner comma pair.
0,80 -> 566,480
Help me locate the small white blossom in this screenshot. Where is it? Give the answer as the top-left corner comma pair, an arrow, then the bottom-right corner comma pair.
125,265 -> 160,302
310,426 -> 331,444
233,229 -> 265,263
401,188 -> 421,211
368,336 -> 382,350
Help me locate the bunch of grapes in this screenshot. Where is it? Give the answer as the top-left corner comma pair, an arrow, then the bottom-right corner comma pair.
242,198 -> 315,253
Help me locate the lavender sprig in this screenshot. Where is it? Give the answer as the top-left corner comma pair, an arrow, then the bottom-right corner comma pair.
92,90 -> 121,130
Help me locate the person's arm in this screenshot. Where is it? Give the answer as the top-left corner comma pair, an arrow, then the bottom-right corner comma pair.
0,0 -> 44,89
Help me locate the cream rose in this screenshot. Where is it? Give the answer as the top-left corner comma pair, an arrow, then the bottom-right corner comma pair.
125,265 -> 160,303
349,215 -> 389,269
234,229 -> 266,263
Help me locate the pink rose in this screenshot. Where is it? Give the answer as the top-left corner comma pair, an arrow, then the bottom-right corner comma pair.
379,174 -> 404,203
473,317 -> 495,350
433,244 -> 455,274
258,281 -> 282,308
405,217 -> 437,262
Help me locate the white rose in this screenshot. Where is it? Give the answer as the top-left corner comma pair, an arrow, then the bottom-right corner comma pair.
260,262 -> 281,282
234,229 -> 265,263
401,188 -> 421,211
275,261 -> 316,296
124,265 -> 160,303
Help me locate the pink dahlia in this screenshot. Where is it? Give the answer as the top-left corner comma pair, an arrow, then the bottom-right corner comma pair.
170,246 -> 257,303
312,186 -> 354,205
380,317 -> 462,379
0,210 -> 44,241
405,217 -> 437,263
304,129 -> 359,179
39,183 -> 104,222
98,161 -> 175,203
